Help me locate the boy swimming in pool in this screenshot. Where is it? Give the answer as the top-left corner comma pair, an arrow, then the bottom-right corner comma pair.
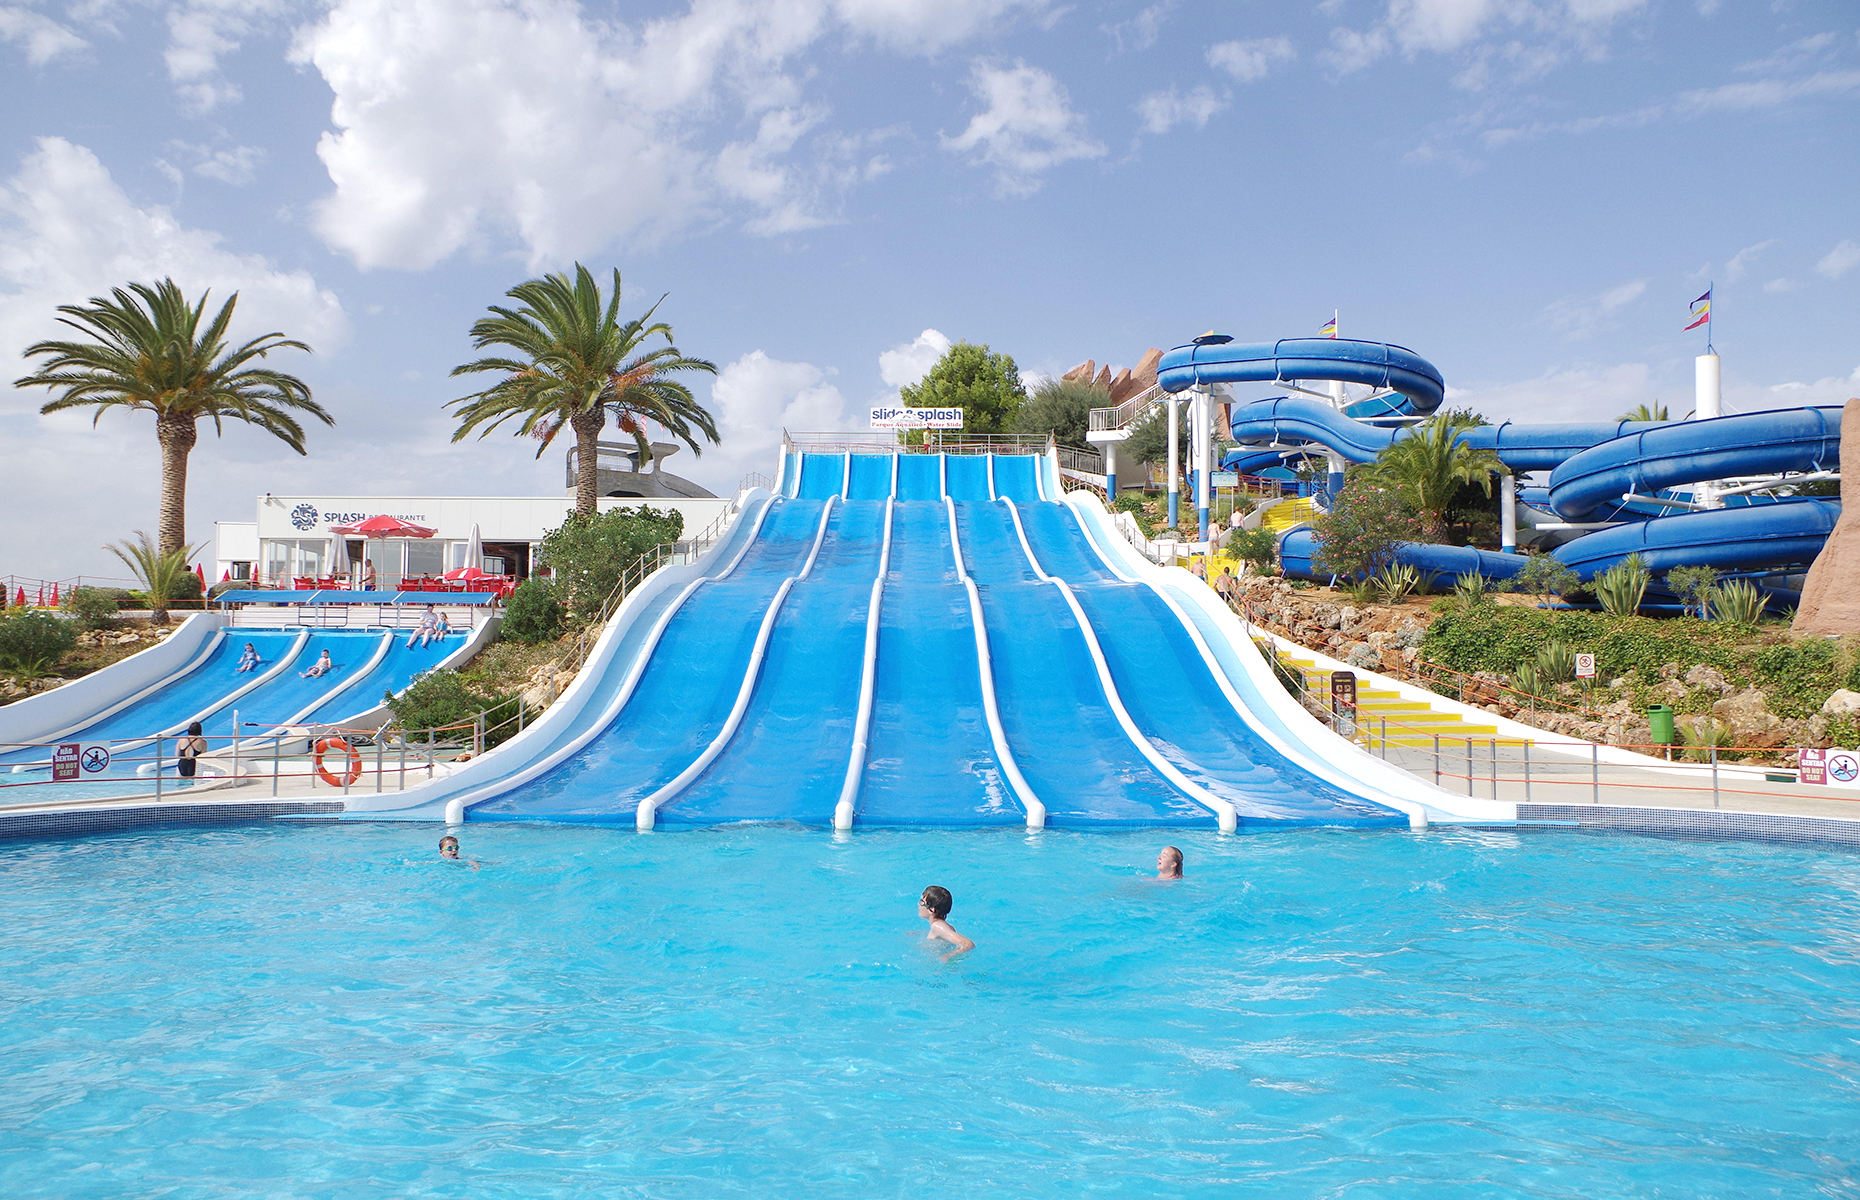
918,885 -> 974,953
438,835 -> 480,871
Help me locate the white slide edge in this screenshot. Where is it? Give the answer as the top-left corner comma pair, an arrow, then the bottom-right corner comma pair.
836,497 -> 895,830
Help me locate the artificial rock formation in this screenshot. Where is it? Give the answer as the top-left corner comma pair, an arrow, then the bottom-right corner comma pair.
1791,396 -> 1860,635
1061,347 -> 1164,404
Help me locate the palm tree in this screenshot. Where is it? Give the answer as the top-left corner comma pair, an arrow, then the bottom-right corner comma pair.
14,280 -> 327,555
107,531 -> 204,626
1363,415 -> 1506,542
1618,403 -> 1669,422
449,265 -> 718,514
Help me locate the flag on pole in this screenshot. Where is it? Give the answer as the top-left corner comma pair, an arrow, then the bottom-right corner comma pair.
1318,313 -> 1338,338
1685,288 -> 1711,331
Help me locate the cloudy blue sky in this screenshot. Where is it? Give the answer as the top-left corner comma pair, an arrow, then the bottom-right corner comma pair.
2,0 -> 1856,580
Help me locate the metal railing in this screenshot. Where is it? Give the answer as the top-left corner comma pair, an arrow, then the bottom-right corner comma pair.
785,431 -> 1051,455
1087,384 -> 1168,433
1055,445 -> 1103,475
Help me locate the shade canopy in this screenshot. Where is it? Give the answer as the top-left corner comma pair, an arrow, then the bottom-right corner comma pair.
328,514 -> 438,539
441,566 -> 488,581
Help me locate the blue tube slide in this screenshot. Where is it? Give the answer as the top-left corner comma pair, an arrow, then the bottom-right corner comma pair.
1159,339 -> 1447,414
1280,499 -> 1838,583
1546,407 -> 1842,518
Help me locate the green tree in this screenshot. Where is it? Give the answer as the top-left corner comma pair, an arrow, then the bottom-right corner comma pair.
537,505 -> 686,627
14,279 -> 326,555
385,668 -> 525,748
0,610 -> 78,689
1618,403 -> 1669,422
449,265 -> 718,516
1514,554 -> 1582,608
1012,378 -> 1104,449
899,342 -> 1027,434
62,586 -> 120,631
107,531 -> 203,626
1311,483 -> 1421,579
1120,406 -> 1180,472
1666,565 -> 1719,618
1362,415 -> 1506,542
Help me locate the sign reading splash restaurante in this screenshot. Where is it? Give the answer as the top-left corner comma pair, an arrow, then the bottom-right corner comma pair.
870,407 -> 964,429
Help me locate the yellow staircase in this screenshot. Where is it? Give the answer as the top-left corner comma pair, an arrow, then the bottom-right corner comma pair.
1259,497 -> 1315,535
1271,647 -> 1531,751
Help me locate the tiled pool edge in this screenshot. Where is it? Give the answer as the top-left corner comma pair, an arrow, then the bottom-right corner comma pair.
0,800 -> 345,842
1516,803 -> 1860,849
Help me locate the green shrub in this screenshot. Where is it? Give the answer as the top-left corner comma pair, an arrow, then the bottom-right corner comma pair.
1665,566 -> 1719,618
538,505 -> 686,629
1513,554 -> 1583,607
1373,563 -> 1421,603
1593,554 -> 1650,617
1311,482 -> 1421,580
1711,579 -> 1768,625
0,610 -> 78,685
385,668 -> 526,748
1229,528 -> 1277,569
501,578 -> 563,644
62,586 -> 120,631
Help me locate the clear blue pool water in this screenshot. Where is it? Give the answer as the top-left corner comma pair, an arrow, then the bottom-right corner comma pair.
2,823 -> 1858,1197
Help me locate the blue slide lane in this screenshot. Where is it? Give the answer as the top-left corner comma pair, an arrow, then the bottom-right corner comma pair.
991,455 -> 1041,503
798,452 -> 846,500
896,454 -> 942,501
955,502 -> 1212,827
848,453 -> 894,499
1015,504 -> 1405,828
945,454 -> 990,500
656,502 -> 884,826
472,499 -> 828,822
187,631 -> 382,739
1160,339 -> 1447,414
294,632 -> 464,727
0,631 -> 303,763
857,502 -> 1023,827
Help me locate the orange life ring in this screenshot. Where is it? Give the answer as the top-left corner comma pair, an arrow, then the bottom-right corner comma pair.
313,737 -> 364,787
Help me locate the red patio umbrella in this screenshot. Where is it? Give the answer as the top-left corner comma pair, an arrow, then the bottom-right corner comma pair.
328,514 -> 438,539
441,566 -> 487,581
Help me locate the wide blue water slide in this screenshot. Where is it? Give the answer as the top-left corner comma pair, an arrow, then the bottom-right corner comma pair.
0,631 -> 306,765
185,631 -> 386,741
990,454 -> 1044,503
856,501 -> 1026,827
953,500 -> 1215,828
1159,338 -> 1447,414
291,632 -> 470,727
1011,501 -> 1406,828
471,498 -> 830,824
655,501 -> 883,827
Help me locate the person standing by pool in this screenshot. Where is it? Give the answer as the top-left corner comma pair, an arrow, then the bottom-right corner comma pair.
1155,846 -> 1183,880
234,642 -> 263,673
176,721 -> 208,778
918,886 -> 974,953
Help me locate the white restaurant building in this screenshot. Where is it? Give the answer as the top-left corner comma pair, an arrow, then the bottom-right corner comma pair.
213,494 -> 730,589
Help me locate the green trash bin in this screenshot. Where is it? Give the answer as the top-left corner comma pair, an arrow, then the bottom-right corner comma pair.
1647,704 -> 1676,746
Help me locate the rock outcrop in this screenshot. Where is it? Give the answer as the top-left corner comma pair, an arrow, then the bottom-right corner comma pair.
1791,395 -> 1860,634
1060,348 -> 1165,404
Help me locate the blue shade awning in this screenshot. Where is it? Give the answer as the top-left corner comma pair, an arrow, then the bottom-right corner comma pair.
213,590 -> 501,606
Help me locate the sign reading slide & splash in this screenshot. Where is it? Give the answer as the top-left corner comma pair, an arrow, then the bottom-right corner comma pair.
869,407 -> 964,429
51,742 -> 112,782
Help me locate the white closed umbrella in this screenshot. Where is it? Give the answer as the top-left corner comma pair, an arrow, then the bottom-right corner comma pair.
465,523 -> 484,574
329,535 -> 351,577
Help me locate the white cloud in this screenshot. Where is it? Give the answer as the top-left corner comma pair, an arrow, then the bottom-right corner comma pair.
175,142 -> 266,186
1103,1 -> 1173,54
289,0 -> 1036,270
1755,365 -> 1860,411
1135,85 -> 1227,135
0,4 -> 86,65
1324,0 -> 1651,75
942,61 -> 1105,197
1541,278 -> 1646,341
0,137 -> 348,365
1736,32 -> 1840,75
165,0 -> 292,113
683,349 -> 857,489
1207,36 -> 1295,82
878,328 -> 952,389
1446,361 -> 1656,426
1723,238 -> 1777,283
1817,239 -> 1860,279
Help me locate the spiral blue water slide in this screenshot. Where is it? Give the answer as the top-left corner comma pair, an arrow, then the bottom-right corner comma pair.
1165,335 -> 1842,584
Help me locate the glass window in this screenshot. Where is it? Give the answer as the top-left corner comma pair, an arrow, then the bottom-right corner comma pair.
263,541 -> 292,583
405,540 -> 444,578
296,540 -> 325,577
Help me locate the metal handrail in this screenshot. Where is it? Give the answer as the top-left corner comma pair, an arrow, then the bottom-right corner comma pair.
1087,383 -> 1167,433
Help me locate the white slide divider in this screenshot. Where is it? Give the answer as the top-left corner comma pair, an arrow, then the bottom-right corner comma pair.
889,453 -> 900,498
0,612 -> 227,746
986,453 -> 997,500
938,452 -> 947,499
343,493 -> 777,816
1000,499 -> 1239,833
794,453 -> 807,498
636,497 -> 838,830
943,496 -> 1046,828
1062,492 -> 1512,824
834,497 -> 895,829
277,631 -> 392,730
841,451 -> 852,499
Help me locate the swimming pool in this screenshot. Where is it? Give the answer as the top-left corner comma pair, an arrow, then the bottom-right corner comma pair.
2,823 -> 1856,1196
